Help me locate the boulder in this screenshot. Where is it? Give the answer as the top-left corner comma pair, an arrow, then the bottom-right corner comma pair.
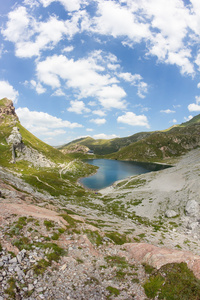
185,200 -> 199,217
165,210 -> 178,218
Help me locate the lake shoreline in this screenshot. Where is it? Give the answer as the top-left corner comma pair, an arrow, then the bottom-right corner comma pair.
79,158 -> 171,190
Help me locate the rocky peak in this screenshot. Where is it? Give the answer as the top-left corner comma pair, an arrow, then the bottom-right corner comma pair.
0,98 -> 18,122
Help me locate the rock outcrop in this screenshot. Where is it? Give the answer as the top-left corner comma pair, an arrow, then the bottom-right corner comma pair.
123,243 -> 200,279
0,98 -> 18,122
6,127 -> 56,167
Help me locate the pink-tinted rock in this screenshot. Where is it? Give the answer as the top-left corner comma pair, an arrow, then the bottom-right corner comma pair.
123,243 -> 200,279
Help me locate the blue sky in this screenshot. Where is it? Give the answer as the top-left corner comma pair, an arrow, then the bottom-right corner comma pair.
1,0 -> 200,146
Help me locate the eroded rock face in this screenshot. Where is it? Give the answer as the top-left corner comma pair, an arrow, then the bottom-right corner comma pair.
7,127 -> 22,145
123,243 -> 200,279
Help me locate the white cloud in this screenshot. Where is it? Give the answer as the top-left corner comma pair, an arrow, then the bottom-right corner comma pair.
188,103 -> 200,112
93,133 -> 118,139
39,0 -> 84,11
62,46 -> 74,53
0,81 -> 19,103
2,6 -> 82,58
51,89 -> 65,97
188,96 -> 200,111
117,111 -> 150,128
160,109 -> 175,113
86,128 -> 93,132
93,1 -> 150,43
90,118 -> 106,125
119,72 -> 148,98
93,110 -> 106,117
170,119 -> 177,123
184,115 -> 193,121
36,54 -> 127,109
16,107 -> 83,138
29,80 -> 46,94
197,83 -> 200,88
96,85 -> 127,109
67,100 -> 91,114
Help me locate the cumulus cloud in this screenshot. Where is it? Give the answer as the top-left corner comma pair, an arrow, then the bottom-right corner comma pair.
36,54 -> 127,109
93,110 -> 106,117
118,72 -> 148,98
39,0 -> 84,11
160,109 -> 176,113
27,80 -> 46,94
1,6 -> 82,58
0,81 -> 19,103
188,96 -> 200,111
16,107 -> 83,137
184,115 -> 193,121
67,100 -> 91,114
90,118 -> 106,125
93,133 -> 118,139
117,111 -> 150,128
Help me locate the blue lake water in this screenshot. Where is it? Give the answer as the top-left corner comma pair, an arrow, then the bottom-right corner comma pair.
80,159 -> 170,190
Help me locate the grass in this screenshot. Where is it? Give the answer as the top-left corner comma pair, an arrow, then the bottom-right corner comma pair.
5,277 -> 16,299
84,229 -> 103,246
106,286 -> 120,296
105,255 -> 129,269
105,232 -> 129,245
143,262 -> 200,299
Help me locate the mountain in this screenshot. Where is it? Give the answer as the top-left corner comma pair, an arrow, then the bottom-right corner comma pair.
108,117 -> 200,161
60,114 -> 200,162
59,132 -> 153,155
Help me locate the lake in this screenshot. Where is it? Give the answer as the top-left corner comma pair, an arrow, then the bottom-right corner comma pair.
80,159 -> 170,190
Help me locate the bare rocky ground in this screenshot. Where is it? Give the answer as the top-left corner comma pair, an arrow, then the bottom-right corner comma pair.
0,149 -> 200,299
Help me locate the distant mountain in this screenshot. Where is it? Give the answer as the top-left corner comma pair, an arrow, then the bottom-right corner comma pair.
60,114 -> 200,162
108,117 -> 200,161
59,132 -> 153,155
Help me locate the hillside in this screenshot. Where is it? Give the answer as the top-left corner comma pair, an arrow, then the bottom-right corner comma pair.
60,114 -> 200,162
59,132 -> 153,155
108,119 -> 200,161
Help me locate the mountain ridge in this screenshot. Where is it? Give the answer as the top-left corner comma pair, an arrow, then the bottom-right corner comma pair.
59,114 -> 200,161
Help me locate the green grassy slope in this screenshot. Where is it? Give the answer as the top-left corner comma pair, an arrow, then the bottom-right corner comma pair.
59,114 -> 200,160
107,121 -> 200,162
59,132 -> 153,155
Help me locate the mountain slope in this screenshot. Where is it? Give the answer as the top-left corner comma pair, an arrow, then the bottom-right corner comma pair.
59,113 -> 200,161
108,120 -> 200,161
59,132 -> 153,155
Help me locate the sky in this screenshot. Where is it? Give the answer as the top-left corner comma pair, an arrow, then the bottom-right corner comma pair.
1,0 -> 200,146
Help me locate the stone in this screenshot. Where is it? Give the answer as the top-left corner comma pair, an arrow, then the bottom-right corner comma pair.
165,210 -> 178,218
185,200 -> 199,217
28,283 -> 34,291
187,221 -> 199,230
9,257 -> 17,264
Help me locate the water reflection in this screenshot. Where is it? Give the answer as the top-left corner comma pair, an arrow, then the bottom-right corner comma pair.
80,159 -> 171,190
